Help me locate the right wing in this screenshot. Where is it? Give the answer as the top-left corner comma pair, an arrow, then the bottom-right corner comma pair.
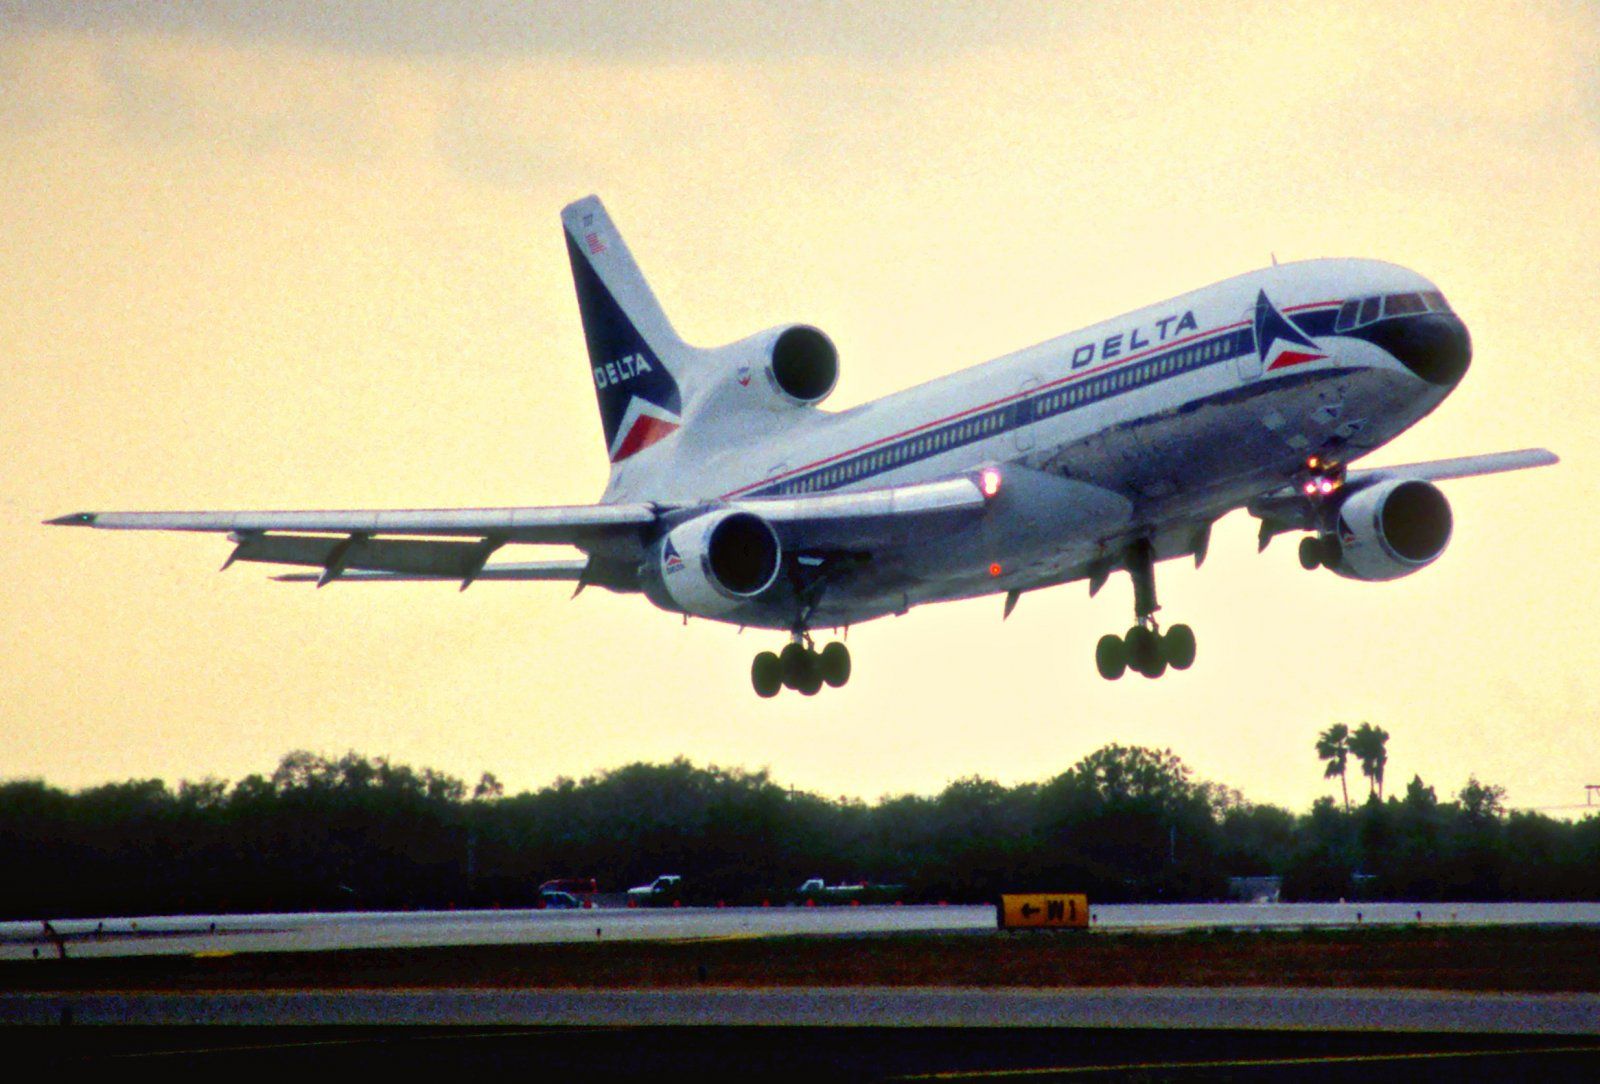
1343,448 -> 1559,486
1247,446 -> 1558,538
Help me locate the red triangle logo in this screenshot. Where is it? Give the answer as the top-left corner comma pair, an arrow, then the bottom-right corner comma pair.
611,413 -> 680,462
1267,349 -> 1325,371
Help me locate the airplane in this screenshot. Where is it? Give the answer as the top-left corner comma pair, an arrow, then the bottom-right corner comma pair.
50,196 -> 1557,697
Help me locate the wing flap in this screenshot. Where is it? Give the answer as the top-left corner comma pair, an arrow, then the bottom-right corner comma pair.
273,560 -> 590,584
730,476 -> 988,549
228,534 -> 500,578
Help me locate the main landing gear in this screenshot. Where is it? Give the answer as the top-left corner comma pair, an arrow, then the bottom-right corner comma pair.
1094,538 -> 1197,681
751,636 -> 851,698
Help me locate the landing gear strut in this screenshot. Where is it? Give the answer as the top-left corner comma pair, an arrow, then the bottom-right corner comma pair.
1094,538 -> 1196,681
751,633 -> 851,698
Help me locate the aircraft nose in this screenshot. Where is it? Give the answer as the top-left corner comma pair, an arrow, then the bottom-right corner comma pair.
1387,312 -> 1471,386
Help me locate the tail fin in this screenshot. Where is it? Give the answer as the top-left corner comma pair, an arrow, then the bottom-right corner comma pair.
562,196 -> 690,465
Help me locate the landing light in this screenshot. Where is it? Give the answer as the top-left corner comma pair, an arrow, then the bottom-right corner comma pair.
1303,481 -> 1319,497
1318,478 -> 1337,496
979,468 -> 1002,498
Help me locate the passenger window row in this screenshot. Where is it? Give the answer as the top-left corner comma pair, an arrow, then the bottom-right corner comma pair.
772,330 -> 1251,496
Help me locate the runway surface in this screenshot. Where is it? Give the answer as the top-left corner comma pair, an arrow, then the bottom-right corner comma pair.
8,1024 -> 1600,1079
7,901 -> 1600,960
4,985 -> 1600,1033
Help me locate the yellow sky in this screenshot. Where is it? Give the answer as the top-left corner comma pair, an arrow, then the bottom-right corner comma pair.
3,2 -> 1597,812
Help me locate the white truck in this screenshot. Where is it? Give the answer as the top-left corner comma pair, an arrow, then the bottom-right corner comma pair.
626,874 -> 684,907
795,877 -> 906,904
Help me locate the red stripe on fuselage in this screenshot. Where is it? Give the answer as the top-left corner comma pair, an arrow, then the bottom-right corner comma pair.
720,299 -> 1344,497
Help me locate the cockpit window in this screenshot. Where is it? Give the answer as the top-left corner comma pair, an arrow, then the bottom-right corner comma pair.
1422,290 -> 1449,312
1384,293 -> 1426,316
1335,299 -> 1360,332
1357,296 -> 1380,325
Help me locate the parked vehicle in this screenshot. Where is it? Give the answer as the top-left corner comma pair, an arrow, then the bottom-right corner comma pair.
795,877 -> 907,904
626,874 -> 684,907
539,890 -> 582,909
540,877 -> 598,900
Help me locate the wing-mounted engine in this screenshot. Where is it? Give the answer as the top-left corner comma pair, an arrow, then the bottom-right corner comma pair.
1323,478 -> 1453,581
643,509 -> 783,617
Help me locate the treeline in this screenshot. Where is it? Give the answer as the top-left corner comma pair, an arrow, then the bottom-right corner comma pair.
2,744 -> 1597,919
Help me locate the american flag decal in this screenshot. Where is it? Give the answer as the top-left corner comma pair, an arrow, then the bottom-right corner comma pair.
586,232 -> 606,256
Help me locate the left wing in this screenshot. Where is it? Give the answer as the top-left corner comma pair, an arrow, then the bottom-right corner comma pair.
45,475 -> 998,590
47,504 -> 658,589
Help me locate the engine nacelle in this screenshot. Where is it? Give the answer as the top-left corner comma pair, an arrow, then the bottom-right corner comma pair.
649,510 -> 782,617
738,324 -> 839,408
1327,479 -> 1453,581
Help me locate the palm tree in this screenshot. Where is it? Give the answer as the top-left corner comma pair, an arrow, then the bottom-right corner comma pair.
1348,722 -> 1391,802
1315,723 -> 1351,813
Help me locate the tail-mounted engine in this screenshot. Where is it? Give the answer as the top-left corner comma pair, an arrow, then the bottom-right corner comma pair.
645,510 -> 783,617
1322,478 -> 1453,581
733,324 -> 839,409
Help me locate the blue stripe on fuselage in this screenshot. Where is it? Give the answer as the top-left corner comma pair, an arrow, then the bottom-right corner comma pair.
745,308 -> 1349,498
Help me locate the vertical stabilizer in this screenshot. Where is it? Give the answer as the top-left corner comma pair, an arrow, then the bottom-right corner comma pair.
562,196 -> 690,466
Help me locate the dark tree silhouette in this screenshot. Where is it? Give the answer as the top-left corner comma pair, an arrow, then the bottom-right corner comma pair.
1348,722 -> 1390,801
1315,723 -> 1352,812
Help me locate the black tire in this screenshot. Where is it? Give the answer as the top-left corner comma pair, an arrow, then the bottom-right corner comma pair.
1095,634 -> 1127,680
751,651 -> 782,698
819,642 -> 851,687
779,642 -> 809,689
1318,534 -> 1342,568
1298,536 -> 1321,570
795,652 -> 824,696
1164,624 -> 1196,670
1125,625 -> 1161,677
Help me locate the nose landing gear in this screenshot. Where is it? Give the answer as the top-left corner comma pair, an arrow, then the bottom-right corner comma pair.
1094,539 -> 1197,680
751,635 -> 851,697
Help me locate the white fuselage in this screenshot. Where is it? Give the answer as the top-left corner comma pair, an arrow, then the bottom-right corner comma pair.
642,258 -> 1460,629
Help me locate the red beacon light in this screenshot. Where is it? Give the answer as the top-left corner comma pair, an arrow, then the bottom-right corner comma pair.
979,467 -> 1002,498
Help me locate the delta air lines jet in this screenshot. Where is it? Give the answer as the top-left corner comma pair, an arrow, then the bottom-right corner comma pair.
50,197 -> 1557,696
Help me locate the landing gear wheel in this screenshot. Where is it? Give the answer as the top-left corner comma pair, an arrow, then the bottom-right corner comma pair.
794,652 -> 824,696
1125,625 -> 1162,677
1095,634 -> 1127,680
819,642 -> 851,688
779,642 -> 810,689
1318,535 -> 1342,568
1298,536 -> 1322,570
1163,624 -> 1196,671
751,651 -> 782,698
